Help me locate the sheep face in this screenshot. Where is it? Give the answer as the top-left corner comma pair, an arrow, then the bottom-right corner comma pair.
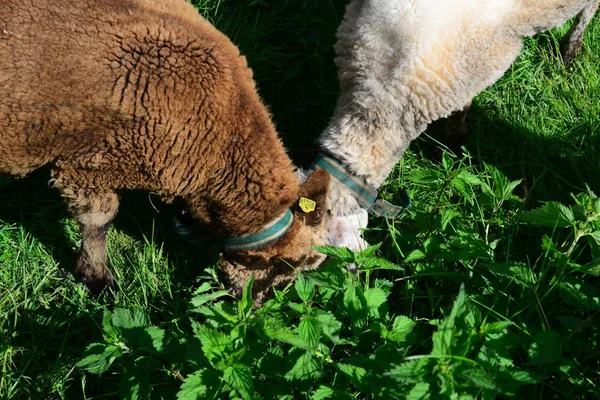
218,169 -> 330,305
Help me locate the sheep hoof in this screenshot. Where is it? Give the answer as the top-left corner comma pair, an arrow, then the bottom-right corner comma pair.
78,266 -> 115,295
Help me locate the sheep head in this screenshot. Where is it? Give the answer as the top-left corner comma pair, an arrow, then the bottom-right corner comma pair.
217,168 -> 330,306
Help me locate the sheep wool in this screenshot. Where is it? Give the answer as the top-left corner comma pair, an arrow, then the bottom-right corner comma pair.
318,0 -> 598,221
0,0 -> 330,303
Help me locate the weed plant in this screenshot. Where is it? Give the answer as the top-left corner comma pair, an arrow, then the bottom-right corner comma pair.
1,1 -> 599,399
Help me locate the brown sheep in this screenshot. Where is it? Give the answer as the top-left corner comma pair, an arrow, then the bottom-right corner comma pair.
0,0 -> 330,303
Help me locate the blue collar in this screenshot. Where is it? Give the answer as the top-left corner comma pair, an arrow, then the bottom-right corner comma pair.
221,208 -> 294,251
311,153 -> 410,218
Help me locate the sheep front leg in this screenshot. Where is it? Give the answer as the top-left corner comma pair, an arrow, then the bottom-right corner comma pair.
560,0 -> 599,64
62,188 -> 119,294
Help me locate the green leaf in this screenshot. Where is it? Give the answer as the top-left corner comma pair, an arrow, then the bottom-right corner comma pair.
439,208 -> 460,230
559,280 -> 600,310
461,368 -> 500,391
311,385 -> 334,400
143,326 -> 165,353
297,316 -> 322,349
406,169 -> 441,183
296,273 -> 315,303
388,316 -> 416,343
336,362 -> 367,387
258,319 -> 312,350
342,285 -> 368,326
102,309 -> 121,341
519,202 -> 574,228
407,382 -> 430,400
307,260 -> 347,289
364,287 -> 388,317
356,242 -> 382,258
357,256 -> 404,271
195,325 -> 232,365
223,364 -> 254,400
528,331 -> 562,365
285,350 -> 321,381
119,359 -> 152,400
481,321 -> 513,335
432,284 -> 469,356
190,290 -> 230,311
238,275 -> 254,317
314,311 -> 345,345
405,249 -> 426,262
112,308 -> 150,330
313,245 -> 355,263
76,343 -> 122,374
177,370 -> 208,400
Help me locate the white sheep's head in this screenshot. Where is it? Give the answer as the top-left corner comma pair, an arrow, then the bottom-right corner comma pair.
217,168 -> 331,305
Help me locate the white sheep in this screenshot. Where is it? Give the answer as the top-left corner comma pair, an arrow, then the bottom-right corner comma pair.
316,0 -> 598,249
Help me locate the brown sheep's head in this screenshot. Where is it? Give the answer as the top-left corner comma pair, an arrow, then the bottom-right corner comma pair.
217,169 -> 330,306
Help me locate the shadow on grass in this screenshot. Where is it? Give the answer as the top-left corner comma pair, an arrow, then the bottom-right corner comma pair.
418,103 -> 600,205
0,168 -> 218,290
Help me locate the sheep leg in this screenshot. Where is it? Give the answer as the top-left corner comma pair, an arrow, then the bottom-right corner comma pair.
439,101 -> 472,156
56,178 -> 120,293
560,0 -> 599,64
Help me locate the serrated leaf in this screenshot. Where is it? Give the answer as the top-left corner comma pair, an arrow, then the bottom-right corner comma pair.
177,370 -> 208,400
461,369 -> 500,391
195,325 -> 232,365
385,359 -> 428,382
102,309 -> 120,341
296,273 -> 315,303
112,308 -> 150,330
528,331 -> 561,365
223,364 -> 254,400
342,285 -> 368,326
238,275 -> 254,317
314,311 -> 345,345
364,287 -> 388,317
143,326 -> 165,352
297,317 -> 322,349
457,170 -> 482,186
519,202 -> 574,228
119,359 -> 152,400
190,290 -> 230,311
307,260 -> 347,289
407,169 -> 441,183
432,284 -> 468,356
357,256 -> 404,271
559,280 -> 600,310
313,245 -> 355,263
440,208 -> 460,230
285,350 -> 321,381
311,385 -> 334,400
405,249 -> 426,262
407,382 -> 430,400
356,242 -> 382,258
76,344 -> 121,374
388,316 -> 416,343
336,362 -> 367,387
481,321 -> 513,335
258,319 -> 312,350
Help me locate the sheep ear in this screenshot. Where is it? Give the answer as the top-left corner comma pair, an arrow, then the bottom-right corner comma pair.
294,168 -> 330,226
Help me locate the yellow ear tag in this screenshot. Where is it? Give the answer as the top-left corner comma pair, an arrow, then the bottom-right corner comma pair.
299,197 -> 316,213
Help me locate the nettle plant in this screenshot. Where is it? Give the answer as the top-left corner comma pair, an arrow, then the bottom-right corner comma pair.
77,256 -> 538,398
77,153 -> 600,399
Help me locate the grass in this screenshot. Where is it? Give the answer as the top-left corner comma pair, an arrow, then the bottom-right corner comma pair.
1,1 -> 600,399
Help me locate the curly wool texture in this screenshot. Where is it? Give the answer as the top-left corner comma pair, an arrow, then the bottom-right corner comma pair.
0,0 -> 329,299
319,0 -> 598,218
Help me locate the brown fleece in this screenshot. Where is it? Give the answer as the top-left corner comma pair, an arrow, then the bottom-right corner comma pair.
219,169 -> 331,306
0,0 -> 329,296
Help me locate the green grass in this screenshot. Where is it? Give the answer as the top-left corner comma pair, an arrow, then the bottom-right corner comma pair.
1,1 -> 600,399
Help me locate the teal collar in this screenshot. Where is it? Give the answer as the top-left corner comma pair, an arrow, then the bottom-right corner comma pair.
311,153 -> 410,218
221,208 -> 294,252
